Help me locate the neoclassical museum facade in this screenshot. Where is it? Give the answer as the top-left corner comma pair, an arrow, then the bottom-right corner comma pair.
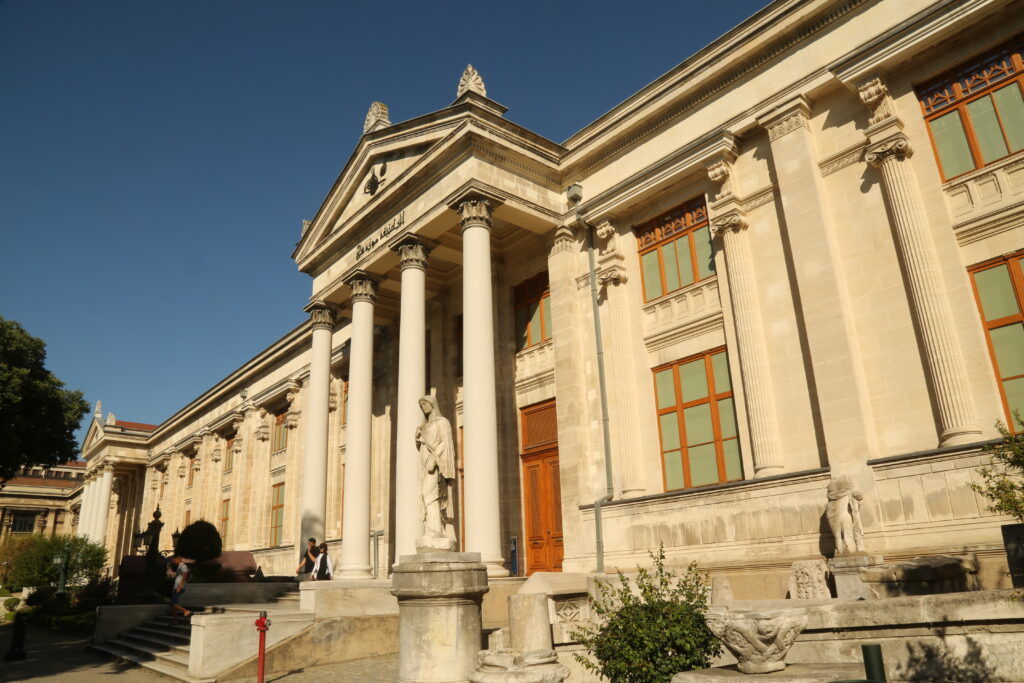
73,0 -> 1024,594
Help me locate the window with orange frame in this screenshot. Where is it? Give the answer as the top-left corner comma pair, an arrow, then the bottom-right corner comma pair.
634,197 -> 715,303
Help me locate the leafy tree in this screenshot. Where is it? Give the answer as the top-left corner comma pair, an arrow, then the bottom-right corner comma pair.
971,415 -> 1024,522
0,316 -> 90,481
572,546 -> 721,683
6,535 -> 106,588
175,520 -> 222,562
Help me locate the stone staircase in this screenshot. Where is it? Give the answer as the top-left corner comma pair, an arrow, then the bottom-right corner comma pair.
92,586 -> 302,682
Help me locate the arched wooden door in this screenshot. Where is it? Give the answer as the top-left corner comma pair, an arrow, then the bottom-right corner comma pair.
520,400 -> 563,574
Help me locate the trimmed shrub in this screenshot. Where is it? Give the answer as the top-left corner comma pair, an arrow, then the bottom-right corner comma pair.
572,546 -> 721,683
26,585 -> 54,607
175,520 -> 222,563
3,597 -> 17,611
0,588 -> 11,597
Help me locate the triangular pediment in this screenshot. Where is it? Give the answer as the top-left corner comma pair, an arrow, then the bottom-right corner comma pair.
82,418 -> 106,453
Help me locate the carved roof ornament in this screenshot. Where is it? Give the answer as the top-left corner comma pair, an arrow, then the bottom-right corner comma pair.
363,101 -> 391,134
457,64 -> 486,98
858,77 -> 895,126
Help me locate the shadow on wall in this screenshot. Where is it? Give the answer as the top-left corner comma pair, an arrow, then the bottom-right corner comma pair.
895,628 -> 996,683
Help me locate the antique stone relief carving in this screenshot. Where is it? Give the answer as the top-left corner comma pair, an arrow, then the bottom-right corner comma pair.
415,395 -> 457,551
826,473 -> 865,555
788,559 -> 831,599
457,64 -> 486,98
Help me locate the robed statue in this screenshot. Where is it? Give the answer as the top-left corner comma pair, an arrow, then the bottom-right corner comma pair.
415,395 -> 458,550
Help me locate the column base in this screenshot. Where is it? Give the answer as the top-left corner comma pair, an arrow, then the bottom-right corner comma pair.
753,465 -> 784,479
939,427 -> 983,448
484,558 -> 510,578
335,565 -> 374,580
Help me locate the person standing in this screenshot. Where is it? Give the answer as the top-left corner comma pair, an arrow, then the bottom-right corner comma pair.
311,542 -> 332,581
295,537 -> 320,580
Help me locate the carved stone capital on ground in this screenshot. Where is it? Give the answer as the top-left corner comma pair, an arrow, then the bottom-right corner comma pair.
395,237 -> 430,271
865,133 -> 913,166
457,197 -> 493,229
706,607 -> 808,674
346,272 -> 378,304
710,210 -> 749,239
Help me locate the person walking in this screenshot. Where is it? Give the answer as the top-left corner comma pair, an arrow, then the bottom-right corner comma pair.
295,537 -> 319,581
311,542 -> 332,581
168,554 -> 191,623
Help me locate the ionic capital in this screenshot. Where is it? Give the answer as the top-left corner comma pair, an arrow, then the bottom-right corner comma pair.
710,211 -> 749,239
865,134 -> 912,167
308,303 -> 335,331
346,272 -> 378,304
457,198 -> 493,230
395,237 -> 430,271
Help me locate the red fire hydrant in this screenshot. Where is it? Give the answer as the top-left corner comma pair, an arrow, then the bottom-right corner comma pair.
255,610 -> 271,683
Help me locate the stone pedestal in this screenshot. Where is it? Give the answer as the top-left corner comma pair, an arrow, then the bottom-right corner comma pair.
391,551 -> 489,683
828,554 -> 883,600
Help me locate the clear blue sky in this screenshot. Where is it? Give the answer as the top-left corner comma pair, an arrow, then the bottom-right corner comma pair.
0,0 -> 767,444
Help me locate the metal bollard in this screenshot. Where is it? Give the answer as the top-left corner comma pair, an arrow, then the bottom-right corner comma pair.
254,609 -> 271,683
829,642 -> 887,683
4,612 -> 28,661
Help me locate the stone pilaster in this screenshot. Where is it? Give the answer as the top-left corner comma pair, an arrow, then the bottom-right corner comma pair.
860,78 -> 980,446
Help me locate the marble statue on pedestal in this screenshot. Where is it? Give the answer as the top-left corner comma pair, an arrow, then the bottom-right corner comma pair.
416,395 -> 457,551
826,473 -> 865,555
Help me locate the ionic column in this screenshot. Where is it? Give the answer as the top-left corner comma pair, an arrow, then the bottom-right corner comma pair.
865,123 -> 980,445
95,464 -> 115,546
711,210 -> 783,476
394,238 -> 430,559
338,274 -> 377,579
300,303 -> 335,549
457,197 -> 508,576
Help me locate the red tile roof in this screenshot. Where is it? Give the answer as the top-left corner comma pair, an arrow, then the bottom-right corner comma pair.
63,461 -> 86,468
2,477 -> 78,488
115,420 -> 158,431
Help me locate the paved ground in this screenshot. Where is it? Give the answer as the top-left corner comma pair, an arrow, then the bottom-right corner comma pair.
0,623 -> 400,683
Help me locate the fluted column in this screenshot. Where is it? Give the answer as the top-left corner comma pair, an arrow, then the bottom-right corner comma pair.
300,303 -> 335,550
87,473 -> 104,541
338,274 -> 376,579
458,197 -> 508,576
865,122 -> 980,445
395,238 -> 429,559
95,464 -> 115,546
711,211 -> 783,476
79,477 -> 96,539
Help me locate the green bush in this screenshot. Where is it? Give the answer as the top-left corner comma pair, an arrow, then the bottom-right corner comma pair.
3,611 -> 15,622
972,414 -> 1024,522
175,520 -> 222,563
6,534 -> 106,589
26,585 -> 54,607
3,597 -> 17,611
73,577 -> 115,610
572,547 -> 721,683
0,587 -> 11,597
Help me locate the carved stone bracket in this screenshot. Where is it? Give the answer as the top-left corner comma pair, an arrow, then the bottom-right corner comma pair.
858,76 -> 895,126
285,384 -> 302,429
865,134 -> 912,166
255,408 -> 270,442
594,218 -> 620,257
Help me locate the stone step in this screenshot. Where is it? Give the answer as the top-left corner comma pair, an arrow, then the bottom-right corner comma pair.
119,629 -> 192,657
133,624 -> 192,644
91,641 -> 213,683
107,636 -> 191,667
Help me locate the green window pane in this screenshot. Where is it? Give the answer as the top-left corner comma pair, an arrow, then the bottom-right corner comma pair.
693,225 -> 715,279
655,369 -> 676,410
679,359 -> 709,402
1004,377 -> 1024,426
993,83 -> 1024,153
975,265 -> 1020,320
711,352 -> 731,392
529,300 -> 542,346
663,243 -> 681,292
659,413 -> 681,451
664,451 -> 685,490
641,250 -> 663,300
674,237 -> 695,289
991,323 -> 1024,378
688,443 -> 719,487
723,439 -> 743,481
967,95 -> 1009,164
515,306 -> 530,350
684,403 -> 714,446
718,397 -> 738,439
929,110 -> 976,178
541,296 -> 552,341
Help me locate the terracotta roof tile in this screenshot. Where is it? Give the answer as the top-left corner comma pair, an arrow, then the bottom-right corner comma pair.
2,477 -> 77,488
114,420 -> 158,431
